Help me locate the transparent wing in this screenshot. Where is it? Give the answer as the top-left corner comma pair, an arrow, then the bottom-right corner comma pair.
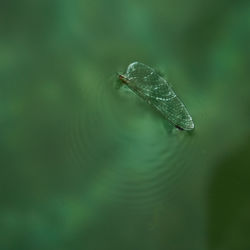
124,62 -> 194,130
125,62 -> 174,100
151,96 -> 194,130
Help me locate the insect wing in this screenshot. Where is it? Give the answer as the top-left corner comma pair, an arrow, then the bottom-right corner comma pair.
125,62 -> 194,130
150,95 -> 194,130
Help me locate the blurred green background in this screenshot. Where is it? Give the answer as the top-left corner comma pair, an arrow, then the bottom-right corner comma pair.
1,0 -> 250,249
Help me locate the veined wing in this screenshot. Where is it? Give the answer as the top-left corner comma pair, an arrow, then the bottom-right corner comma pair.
122,62 -> 194,131
150,95 -> 194,130
125,62 -> 174,100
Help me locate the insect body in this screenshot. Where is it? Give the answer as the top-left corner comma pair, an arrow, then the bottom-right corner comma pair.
118,62 -> 194,131
119,74 -> 129,84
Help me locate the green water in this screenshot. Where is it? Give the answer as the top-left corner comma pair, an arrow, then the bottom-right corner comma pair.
1,0 -> 250,249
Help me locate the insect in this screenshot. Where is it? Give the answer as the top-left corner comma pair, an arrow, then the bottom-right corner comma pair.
118,62 -> 194,131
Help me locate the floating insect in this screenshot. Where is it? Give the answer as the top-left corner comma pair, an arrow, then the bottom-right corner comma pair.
118,62 -> 194,131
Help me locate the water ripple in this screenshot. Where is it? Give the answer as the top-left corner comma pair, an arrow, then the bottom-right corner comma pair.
67,76 -> 195,212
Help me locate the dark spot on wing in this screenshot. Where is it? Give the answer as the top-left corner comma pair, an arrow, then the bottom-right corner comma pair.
175,125 -> 184,131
